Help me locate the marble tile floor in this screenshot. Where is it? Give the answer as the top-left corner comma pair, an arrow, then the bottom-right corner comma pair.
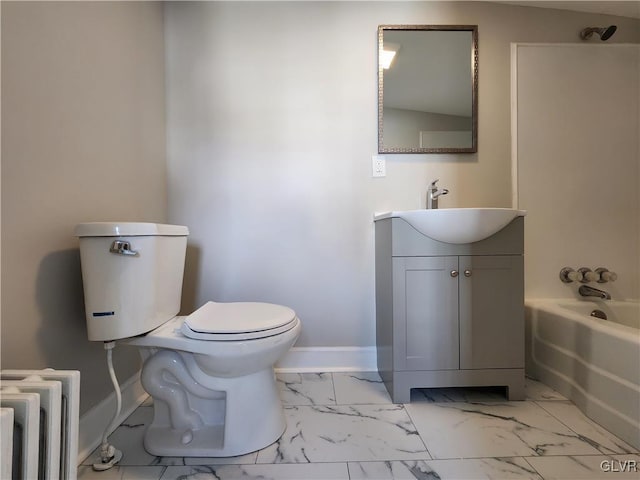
79,373 -> 640,480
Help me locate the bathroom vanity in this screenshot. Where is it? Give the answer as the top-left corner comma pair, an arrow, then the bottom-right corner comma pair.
374,212 -> 525,402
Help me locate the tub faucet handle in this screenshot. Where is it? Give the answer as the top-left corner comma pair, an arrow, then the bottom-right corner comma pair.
559,267 -> 582,283
595,267 -> 618,283
578,267 -> 598,283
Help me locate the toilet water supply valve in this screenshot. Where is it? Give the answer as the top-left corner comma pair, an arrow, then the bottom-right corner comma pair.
559,267 -> 618,283
92,341 -> 123,471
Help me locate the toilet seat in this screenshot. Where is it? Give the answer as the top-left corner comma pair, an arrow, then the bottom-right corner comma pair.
181,301 -> 298,341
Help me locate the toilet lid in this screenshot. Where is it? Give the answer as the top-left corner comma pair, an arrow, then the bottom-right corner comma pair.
181,301 -> 297,341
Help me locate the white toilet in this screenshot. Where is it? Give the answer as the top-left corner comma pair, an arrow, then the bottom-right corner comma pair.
75,222 -> 301,457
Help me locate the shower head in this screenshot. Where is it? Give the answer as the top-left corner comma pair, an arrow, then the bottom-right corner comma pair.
580,25 -> 617,41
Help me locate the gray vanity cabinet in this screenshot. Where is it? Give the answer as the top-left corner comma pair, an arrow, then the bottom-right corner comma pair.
458,255 -> 524,370
394,256 -> 459,371
375,217 -> 525,403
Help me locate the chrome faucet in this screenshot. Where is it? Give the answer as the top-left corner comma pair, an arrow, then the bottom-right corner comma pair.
427,179 -> 449,209
578,285 -> 611,300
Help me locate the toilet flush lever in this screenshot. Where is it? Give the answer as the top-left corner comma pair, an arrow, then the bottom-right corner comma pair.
109,240 -> 139,257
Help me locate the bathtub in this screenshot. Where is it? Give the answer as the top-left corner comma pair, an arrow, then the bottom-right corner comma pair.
525,299 -> 639,449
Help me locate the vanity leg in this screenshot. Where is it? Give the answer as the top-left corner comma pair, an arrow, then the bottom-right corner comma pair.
392,379 -> 412,404
394,391 -> 411,404
507,377 -> 526,401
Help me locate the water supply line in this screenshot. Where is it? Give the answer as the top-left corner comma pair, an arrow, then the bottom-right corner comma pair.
92,341 -> 123,471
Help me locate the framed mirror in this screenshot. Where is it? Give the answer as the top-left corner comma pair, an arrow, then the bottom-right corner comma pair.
378,25 -> 478,154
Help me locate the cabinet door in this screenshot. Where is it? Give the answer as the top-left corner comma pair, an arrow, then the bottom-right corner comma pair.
459,255 -> 524,370
393,256 -> 459,371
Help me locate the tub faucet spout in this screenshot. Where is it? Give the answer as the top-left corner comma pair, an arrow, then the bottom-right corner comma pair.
578,285 -> 611,300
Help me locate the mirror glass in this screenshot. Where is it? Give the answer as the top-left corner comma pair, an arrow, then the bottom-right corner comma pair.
378,25 -> 478,153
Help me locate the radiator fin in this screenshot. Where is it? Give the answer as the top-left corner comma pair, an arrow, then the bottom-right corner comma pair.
1,369 -> 80,480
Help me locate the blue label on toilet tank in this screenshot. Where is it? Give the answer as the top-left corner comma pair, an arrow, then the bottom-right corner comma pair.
92,311 -> 115,317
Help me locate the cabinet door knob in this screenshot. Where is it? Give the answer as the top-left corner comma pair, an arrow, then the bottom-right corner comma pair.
464,269 -> 472,277
450,270 -> 459,277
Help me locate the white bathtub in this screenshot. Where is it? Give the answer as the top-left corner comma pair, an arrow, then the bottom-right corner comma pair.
525,299 -> 640,449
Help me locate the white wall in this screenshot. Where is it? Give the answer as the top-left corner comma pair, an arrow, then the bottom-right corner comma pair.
1,1 -> 167,413
383,108 -> 471,149
165,1 -> 640,348
514,44 -> 639,300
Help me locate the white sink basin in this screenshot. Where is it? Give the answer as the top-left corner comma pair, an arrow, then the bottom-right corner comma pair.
374,208 -> 526,244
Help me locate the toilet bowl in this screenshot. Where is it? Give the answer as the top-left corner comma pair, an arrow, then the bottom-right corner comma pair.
75,222 -> 301,457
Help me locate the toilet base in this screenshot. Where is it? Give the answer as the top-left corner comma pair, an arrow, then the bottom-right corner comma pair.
144,424 -> 225,457
144,418 -> 286,458
140,349 -> 287,457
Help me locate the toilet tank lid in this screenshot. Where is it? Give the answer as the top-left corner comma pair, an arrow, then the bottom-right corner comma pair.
75,222 -> 189,237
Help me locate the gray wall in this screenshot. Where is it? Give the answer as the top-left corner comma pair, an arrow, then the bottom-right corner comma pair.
165,1 -> 640,348
1,1 -> 167,414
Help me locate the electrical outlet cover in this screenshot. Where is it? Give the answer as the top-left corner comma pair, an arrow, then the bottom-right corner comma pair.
372,155 -> 386,177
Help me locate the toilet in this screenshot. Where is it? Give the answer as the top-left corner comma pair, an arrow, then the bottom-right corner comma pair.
74,222 -> 301,457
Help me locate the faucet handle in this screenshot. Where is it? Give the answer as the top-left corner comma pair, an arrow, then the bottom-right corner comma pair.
595,267 -> 618,283
578,267 -> 598,283
559,267 -> 582,283
429,178 -> 440,187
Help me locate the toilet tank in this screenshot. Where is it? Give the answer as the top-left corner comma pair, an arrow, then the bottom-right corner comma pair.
75,222 -> 189,341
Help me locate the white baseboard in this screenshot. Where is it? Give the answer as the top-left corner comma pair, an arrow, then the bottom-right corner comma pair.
77,371 -> 148,464
275,346 -> 377,373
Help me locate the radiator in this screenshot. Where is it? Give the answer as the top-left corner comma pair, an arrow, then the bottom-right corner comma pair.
1,408 -> 15,479
1,370 -> 80,480
0,390 -> 40,479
